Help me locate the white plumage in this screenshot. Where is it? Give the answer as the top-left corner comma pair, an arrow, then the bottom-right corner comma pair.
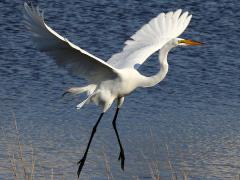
23,3 -> 195,111
23,2 -> 201,177
24,3 -> 118,84
107,10 -> 192,69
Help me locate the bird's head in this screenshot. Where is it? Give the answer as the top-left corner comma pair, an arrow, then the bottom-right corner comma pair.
166,38 -> 202,50
175,38 -> 203,47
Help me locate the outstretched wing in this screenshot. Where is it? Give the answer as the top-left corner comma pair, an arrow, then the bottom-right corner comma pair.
107,10 -> 192,69
23,2 -> 118,83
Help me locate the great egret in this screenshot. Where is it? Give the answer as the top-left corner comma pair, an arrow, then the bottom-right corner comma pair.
23,2 -> 202,178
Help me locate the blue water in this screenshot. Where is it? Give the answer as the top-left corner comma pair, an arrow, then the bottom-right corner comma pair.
0,0 -> 240,179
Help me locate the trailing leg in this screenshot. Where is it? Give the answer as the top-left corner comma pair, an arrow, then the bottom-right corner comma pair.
77,113 -> 104,178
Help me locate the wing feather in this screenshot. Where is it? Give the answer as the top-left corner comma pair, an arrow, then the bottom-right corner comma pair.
107,9 -> 192,69
23,3 -> 118,83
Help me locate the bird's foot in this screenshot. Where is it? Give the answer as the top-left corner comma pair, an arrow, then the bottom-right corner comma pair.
118,149 -> 125,170
77,156 -> 86,178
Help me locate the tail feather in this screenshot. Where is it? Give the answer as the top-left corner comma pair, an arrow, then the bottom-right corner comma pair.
76,98 -> 90,109
62,84 -> 97,110
62,84 -> 96,97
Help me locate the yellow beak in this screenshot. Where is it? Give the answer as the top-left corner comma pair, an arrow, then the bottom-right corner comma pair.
179,39 -> 203,46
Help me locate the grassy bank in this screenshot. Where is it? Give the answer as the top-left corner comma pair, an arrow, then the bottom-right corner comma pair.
0,116 -> 191,180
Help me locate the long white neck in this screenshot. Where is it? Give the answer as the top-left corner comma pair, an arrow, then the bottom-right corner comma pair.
140,46 -> 170,87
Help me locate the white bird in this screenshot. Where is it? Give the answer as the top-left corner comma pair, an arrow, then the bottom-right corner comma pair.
23,2 -> 202,178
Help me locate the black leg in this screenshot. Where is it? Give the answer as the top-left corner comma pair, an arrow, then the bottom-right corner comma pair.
112,108 -> 125,170
77,113 -> 104,178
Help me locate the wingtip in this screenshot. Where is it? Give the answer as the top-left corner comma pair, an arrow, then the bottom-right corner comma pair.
175,9 -> 182,14
24,1 -> 32,8
24,1 -> 33,13
183,11 -> 189,16
24,1 -> 38,11
24,2 -> 29,9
